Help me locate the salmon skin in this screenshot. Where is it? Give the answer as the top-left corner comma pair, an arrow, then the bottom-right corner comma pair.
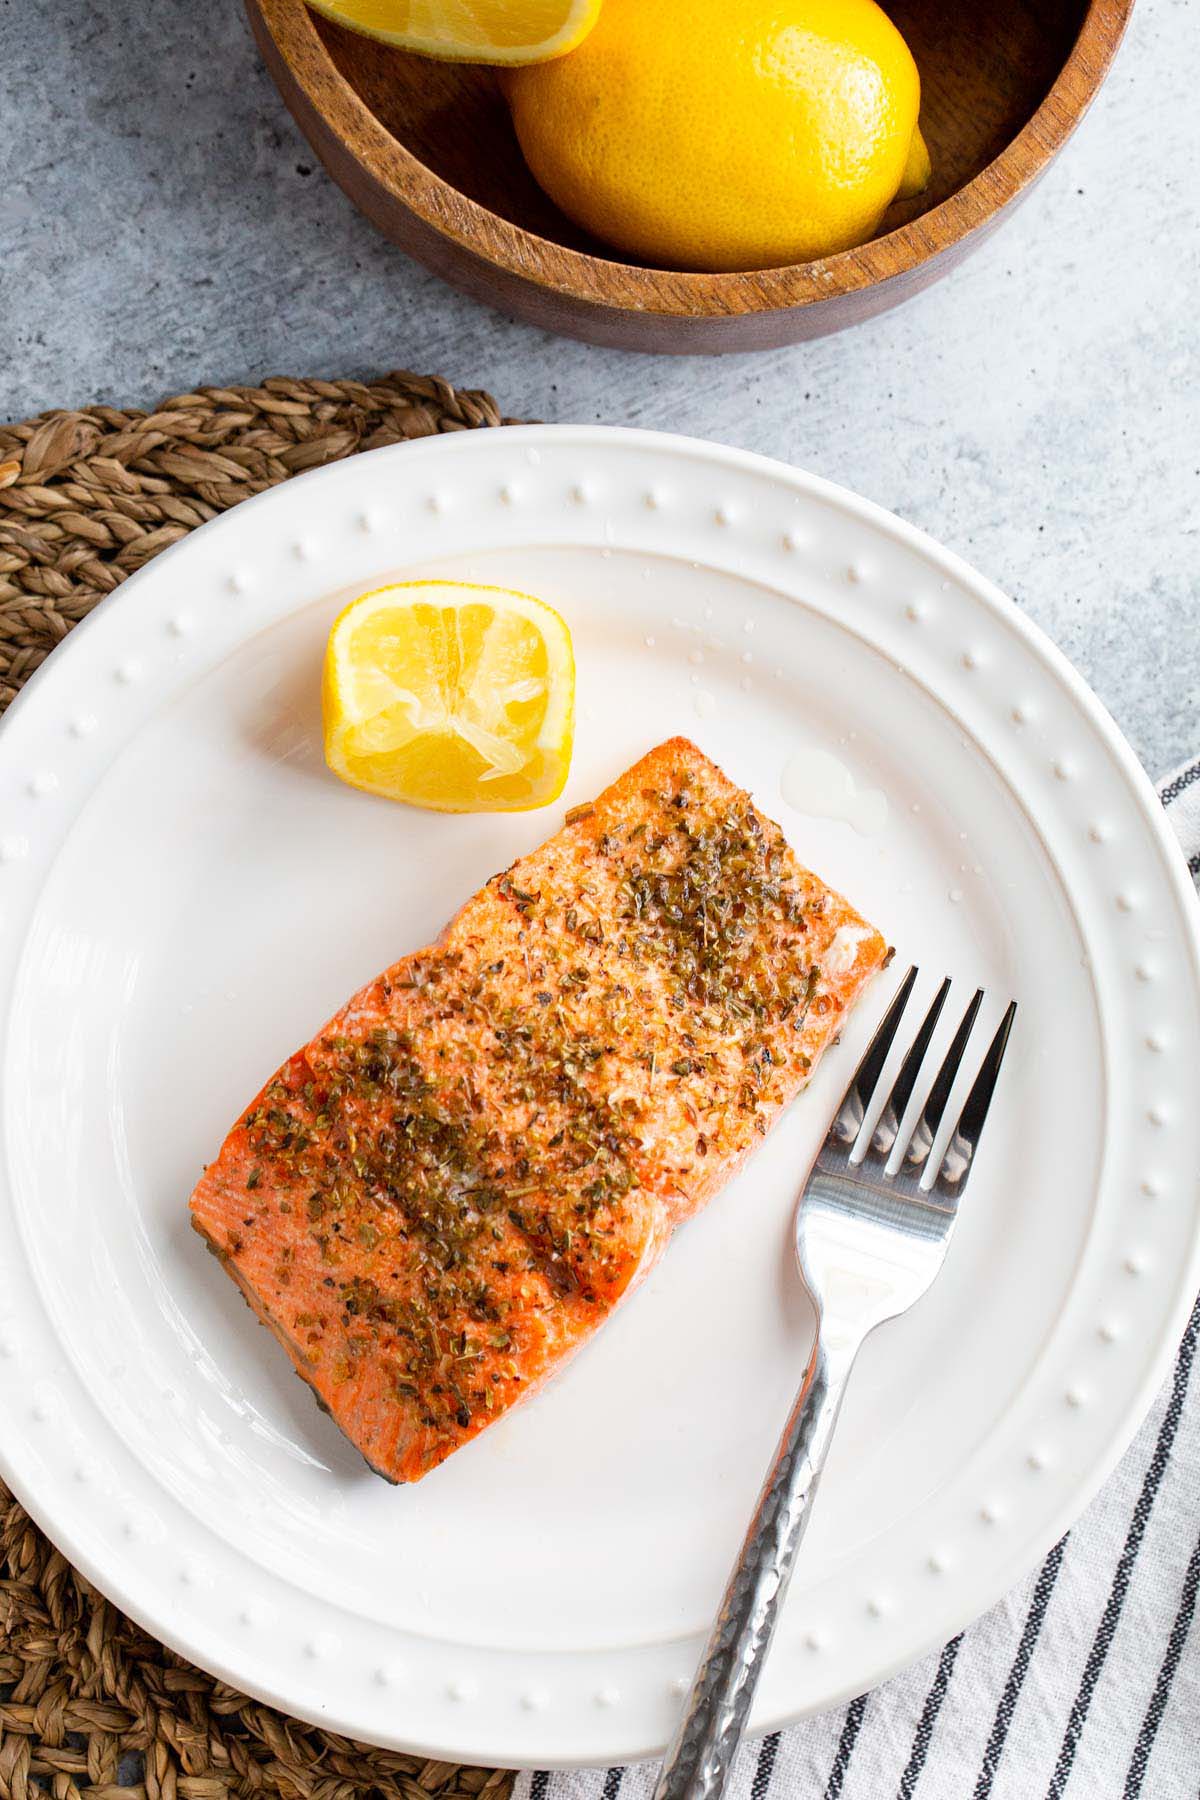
190,738 -> 888,1482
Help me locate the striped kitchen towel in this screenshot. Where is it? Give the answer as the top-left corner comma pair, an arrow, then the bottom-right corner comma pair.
514,757 -> 1200,1800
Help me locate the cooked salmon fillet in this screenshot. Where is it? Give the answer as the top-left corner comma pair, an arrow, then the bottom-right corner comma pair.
190,738 -> 888,1481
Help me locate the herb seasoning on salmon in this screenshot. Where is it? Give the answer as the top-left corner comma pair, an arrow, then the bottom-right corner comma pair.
189,738 -> 888,1481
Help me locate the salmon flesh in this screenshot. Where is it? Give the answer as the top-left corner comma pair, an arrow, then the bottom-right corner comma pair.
190,738 -> 888,1481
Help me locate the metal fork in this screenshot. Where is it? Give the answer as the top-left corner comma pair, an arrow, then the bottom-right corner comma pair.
654,967 -> 1017,1800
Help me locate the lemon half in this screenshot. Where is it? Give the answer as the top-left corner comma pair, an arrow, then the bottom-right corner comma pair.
322,581 -> 575,813
304,0 -> 601,64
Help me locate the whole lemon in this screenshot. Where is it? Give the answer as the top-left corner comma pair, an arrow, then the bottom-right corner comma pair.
505,0 -> 928,272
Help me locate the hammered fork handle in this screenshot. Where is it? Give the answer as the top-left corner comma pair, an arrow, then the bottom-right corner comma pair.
653,1331 -> 856,1800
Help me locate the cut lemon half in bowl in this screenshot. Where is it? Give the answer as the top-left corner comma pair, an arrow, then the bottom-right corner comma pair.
304,0 -> 601,64
322,581 -> 575,812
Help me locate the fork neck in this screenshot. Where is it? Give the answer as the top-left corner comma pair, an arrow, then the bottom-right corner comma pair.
812,1310 -> 870,1378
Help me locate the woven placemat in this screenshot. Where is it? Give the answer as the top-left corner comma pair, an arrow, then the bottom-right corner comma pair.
0,372 -> 513,712
0,371 -> 515,1800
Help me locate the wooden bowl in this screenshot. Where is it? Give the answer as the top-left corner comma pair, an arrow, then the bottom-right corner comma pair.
246,0 -> 1132,354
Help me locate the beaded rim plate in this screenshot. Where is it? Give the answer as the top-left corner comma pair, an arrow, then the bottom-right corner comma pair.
1,426 -> 1198,1769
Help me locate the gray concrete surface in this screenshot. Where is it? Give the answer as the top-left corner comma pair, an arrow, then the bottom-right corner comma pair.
1,0 -> 1196,775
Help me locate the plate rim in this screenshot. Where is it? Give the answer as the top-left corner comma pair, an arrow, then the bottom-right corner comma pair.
1,422 -> 1198,1768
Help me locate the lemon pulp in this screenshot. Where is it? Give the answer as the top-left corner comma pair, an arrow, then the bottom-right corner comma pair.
304,0 -> 601,64
322,581 -> 575,812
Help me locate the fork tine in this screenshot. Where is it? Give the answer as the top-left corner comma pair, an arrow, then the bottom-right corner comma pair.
869,976 -> 951,1159
902,988 -> 984,1173
828,964 -> 917,1146
934,1001 -> 1017,1192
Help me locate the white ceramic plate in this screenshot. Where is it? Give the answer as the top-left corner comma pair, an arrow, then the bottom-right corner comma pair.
2,427 -> 1198,1770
